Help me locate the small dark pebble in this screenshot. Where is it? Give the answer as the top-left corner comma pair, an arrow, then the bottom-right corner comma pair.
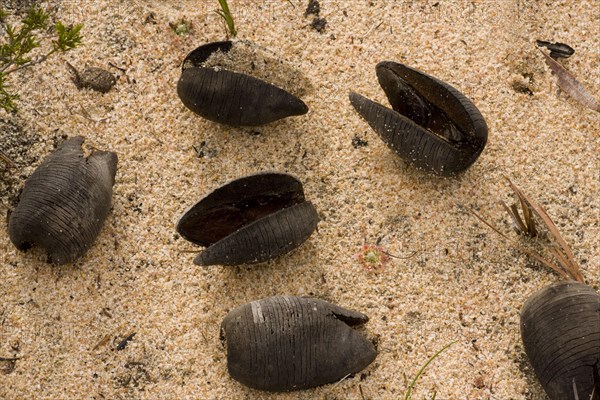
304,0 -> 320,17
79,67 -> 117,93
536,40 -> 575,59
352,136 -> 369,148
116,332 -> 136,350
311,17 -> 327,33
68,63 -> 116,93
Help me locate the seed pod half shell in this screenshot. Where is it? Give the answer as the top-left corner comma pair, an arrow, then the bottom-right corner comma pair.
8,136 -> 118,264
176,172 -> 318,266
520,281 -> 600,400
349,61 -> 488,175
221,296 -> 377,392
177,41 -> 308,127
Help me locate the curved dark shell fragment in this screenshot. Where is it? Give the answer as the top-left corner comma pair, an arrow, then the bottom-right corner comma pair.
8,136 -> 118,264
176,172 -> 318,266
349,61 -> 488,175
221,296 -> 377,392
177,41 -> 308,127
536,40 -> 575,59
521,281 -> 600,400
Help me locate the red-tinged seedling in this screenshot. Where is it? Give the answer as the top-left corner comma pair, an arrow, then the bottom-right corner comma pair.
358,244 -> 390,271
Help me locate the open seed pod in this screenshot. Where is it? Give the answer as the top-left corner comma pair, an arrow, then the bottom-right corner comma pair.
521,281 -> 600,400
176,172 -> 318,266
8,136 -> 118,264
221,295 -> 377,392
177,41 -> 309,127
349,61 -> 488,175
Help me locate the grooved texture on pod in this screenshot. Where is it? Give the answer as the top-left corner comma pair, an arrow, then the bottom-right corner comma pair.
221,296 -> 377,392
177,41 -> 308,127
349,61 -> 487,175
176,172 -> 319,266
8,136 -> 118,264
195,201 -> 317,266
520,281 -> 600,400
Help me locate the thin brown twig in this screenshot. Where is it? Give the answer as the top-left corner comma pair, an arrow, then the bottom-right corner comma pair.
383,250 -> 420,260
3,49 -> 57,75
0,149 -> 15,167
0,356 -> 21,361
92,334 -> 111,351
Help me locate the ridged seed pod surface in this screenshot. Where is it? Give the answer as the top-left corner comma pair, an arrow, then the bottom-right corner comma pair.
177,40 -> 308,127
221,296 -> 377,392
8,136 -> 118,264
521,281 -> 600,400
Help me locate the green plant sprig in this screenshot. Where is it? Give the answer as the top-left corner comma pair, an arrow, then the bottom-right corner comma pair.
215,0 -> 237,38
0,7 -> 83,112
404,341 -> 456,400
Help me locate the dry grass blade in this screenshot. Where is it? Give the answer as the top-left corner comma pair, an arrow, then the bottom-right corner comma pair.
519,193 -> 537,237
540,49 -> 600,113
506,179 -> 583,282
469,209 -> 570,280
500,199 -> 537,237
0,148 -> 15,168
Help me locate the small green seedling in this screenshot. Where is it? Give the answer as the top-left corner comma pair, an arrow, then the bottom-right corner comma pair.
215,0 -> 237,38
169,18 -> 192,36
404,341 -> 456,400
0,7 -> 83,112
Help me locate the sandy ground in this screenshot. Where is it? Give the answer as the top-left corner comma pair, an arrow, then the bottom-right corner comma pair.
1,0 -> 599,399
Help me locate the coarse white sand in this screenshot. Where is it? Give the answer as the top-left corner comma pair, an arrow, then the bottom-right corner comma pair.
1,1 -> 598,399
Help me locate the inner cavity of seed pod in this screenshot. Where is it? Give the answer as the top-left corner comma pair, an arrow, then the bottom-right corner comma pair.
199,40 -> 313,98
183,189 -> 306,246
377,65 -> 464,143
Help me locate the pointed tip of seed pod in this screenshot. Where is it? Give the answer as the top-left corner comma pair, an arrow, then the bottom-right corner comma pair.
193,253 -> 210,266
293,98 -> 309,116
348,91 -> 366,110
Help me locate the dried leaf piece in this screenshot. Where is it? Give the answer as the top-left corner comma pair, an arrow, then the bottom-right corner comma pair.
304,0 -> 320,17
540,50 -> 600,113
